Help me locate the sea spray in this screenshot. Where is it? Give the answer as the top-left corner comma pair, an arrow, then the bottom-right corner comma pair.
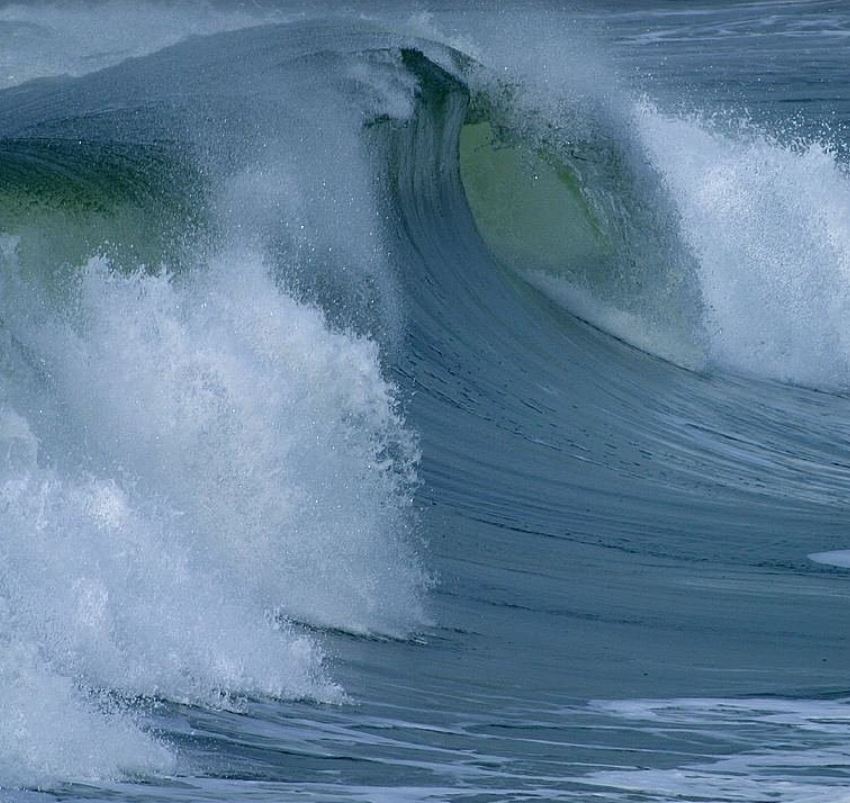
635,101 -> 850,388
0,239 -> 426,786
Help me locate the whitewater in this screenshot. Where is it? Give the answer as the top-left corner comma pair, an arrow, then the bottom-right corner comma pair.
3,1 -> 850,801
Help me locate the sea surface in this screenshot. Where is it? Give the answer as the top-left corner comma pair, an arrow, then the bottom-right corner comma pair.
2,2 -> 850,801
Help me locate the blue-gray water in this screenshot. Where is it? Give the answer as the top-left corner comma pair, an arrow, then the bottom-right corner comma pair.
2,2 -> 850,801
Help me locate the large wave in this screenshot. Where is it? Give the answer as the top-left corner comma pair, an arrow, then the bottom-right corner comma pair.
3,4 -> 850,797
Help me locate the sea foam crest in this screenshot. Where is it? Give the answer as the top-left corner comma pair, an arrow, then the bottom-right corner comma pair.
636,102 -> 850,389
0,240 -> 426,786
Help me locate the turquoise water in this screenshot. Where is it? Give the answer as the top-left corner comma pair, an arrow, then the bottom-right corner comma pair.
3,3 -> 850,801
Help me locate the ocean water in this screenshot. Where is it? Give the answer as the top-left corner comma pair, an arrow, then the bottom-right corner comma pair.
2,2 -> 850,801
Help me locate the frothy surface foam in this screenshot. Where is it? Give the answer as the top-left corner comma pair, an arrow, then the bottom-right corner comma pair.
0,240 -> 425,787
637,102 -> 850,388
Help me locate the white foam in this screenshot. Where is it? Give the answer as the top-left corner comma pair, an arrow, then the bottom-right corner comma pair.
0,633 -> 174,789
0,241 -> 426,787
809,550 -> 850,569
585,697 -> 850,802
636,101 -> 850,389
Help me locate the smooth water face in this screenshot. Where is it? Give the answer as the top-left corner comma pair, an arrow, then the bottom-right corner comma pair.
3,2 -> 850,802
